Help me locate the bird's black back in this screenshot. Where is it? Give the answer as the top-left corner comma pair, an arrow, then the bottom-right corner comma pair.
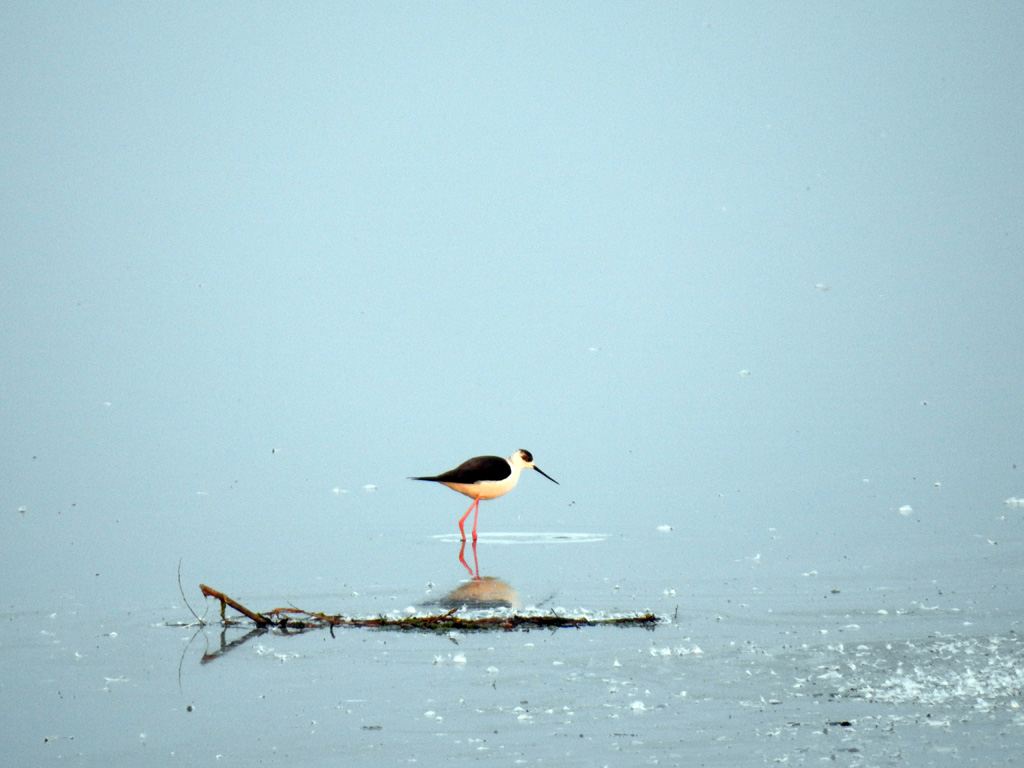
412,455 -> 511,484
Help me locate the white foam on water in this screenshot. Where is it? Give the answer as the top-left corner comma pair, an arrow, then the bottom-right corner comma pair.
834,634 -> 1024,709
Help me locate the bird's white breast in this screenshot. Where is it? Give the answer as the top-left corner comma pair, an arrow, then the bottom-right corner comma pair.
439,465 -> 522,500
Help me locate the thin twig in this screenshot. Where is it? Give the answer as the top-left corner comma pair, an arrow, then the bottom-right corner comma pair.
178,559 -> 203,624
200,584 -> 270,625
196,584 -> 659,634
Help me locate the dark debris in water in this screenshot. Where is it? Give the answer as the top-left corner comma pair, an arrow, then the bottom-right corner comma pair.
196,583 -> 660,634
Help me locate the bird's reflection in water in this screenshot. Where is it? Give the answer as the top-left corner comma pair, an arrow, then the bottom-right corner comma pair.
439,576 -> 520,610
458,537 -> 481,578
439,539 -> 520,610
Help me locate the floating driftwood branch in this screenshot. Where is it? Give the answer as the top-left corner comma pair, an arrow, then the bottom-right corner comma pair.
198,583 -> 659,633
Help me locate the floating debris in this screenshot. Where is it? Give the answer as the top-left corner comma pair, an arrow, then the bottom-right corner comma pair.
196,584 -> 660,636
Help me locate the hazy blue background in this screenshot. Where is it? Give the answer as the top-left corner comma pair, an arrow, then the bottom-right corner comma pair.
2,3 -> 1022,607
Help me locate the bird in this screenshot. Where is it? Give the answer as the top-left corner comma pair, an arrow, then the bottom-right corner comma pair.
411,449 -> 559,541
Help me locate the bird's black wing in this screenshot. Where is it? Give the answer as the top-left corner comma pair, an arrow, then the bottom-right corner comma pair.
412,455 -> 510,484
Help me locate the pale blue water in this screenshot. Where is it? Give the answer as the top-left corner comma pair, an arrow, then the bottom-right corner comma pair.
5,508 -> 1023,766
3,4 -> 1024,766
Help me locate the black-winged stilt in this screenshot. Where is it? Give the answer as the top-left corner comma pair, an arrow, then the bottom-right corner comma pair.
412,449 -> 559,541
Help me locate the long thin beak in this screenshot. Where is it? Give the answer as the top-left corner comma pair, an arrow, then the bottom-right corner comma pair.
533,466 -> 559,485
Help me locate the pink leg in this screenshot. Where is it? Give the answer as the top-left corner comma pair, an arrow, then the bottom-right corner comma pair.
458,540 -> 474,577
458,498 -> 480,542
458,538 -> 480,579
471,500 -> 481,541
469,537 -> 480,578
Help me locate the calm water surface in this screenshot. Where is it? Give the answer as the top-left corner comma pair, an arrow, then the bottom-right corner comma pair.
4,5 -> 1024,767
5,509 -> 1022,767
